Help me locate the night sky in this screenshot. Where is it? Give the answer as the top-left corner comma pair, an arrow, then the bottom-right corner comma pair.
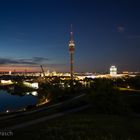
0,0 -> 140,73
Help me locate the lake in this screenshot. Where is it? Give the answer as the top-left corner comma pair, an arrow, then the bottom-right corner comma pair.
0,90 -> 38,112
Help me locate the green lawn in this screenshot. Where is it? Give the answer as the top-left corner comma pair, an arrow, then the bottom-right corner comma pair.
14,107 -> 140,140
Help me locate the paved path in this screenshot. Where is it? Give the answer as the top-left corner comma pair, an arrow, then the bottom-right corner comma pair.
6,105 -> 90,130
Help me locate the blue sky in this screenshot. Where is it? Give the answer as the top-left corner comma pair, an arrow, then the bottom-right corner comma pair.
0,0 -> 140,72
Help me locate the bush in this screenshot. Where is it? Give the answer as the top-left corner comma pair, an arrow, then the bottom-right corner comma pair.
88,79 -> 130,115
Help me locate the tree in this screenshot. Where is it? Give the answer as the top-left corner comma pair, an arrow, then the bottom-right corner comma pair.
88,78 -> 130,114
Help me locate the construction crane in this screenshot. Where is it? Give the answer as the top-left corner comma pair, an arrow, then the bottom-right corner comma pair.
40,65 -> 45,78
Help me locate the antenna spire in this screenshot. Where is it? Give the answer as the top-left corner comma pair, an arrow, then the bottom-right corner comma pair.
70,24 -> 74,41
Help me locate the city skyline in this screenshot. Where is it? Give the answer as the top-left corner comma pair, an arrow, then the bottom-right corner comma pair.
0,0 -> 140,72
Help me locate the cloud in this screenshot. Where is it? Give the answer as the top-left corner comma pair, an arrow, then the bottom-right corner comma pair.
0,57 -> 67,72
32,57 -> 49,62
117,25 -> 125,33
0,57 -> 50,66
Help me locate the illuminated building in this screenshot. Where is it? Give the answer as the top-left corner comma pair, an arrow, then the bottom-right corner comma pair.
9,71 -> 12,75
1,80 -> 13,85
52,71 -> 57,76
69,25 -> 75,82
23,82 -> 39,89
110,66 -> 117,77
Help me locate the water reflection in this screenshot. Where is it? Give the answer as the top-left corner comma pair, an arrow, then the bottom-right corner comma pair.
0,85 -> 52,112
26,91 -> 38,96
0,90 -> 38,112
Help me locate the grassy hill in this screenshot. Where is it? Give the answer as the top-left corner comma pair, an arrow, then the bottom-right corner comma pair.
14,106 -> 140,140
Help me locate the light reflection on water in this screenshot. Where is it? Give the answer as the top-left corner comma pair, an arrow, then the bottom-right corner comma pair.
26,91 -> 38,96
0,90 -> 38,112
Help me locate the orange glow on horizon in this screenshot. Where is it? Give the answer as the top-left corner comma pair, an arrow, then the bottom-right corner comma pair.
0,65 -> 41,72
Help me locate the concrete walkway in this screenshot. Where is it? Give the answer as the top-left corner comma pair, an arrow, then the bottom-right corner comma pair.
6,105 -> 90,130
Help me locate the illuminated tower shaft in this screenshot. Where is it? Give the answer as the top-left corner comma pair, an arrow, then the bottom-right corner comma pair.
69,27 -> 75,82
70,51 -> 74,80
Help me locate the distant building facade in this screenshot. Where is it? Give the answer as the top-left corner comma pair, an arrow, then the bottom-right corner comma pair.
110,66 -> 117,77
